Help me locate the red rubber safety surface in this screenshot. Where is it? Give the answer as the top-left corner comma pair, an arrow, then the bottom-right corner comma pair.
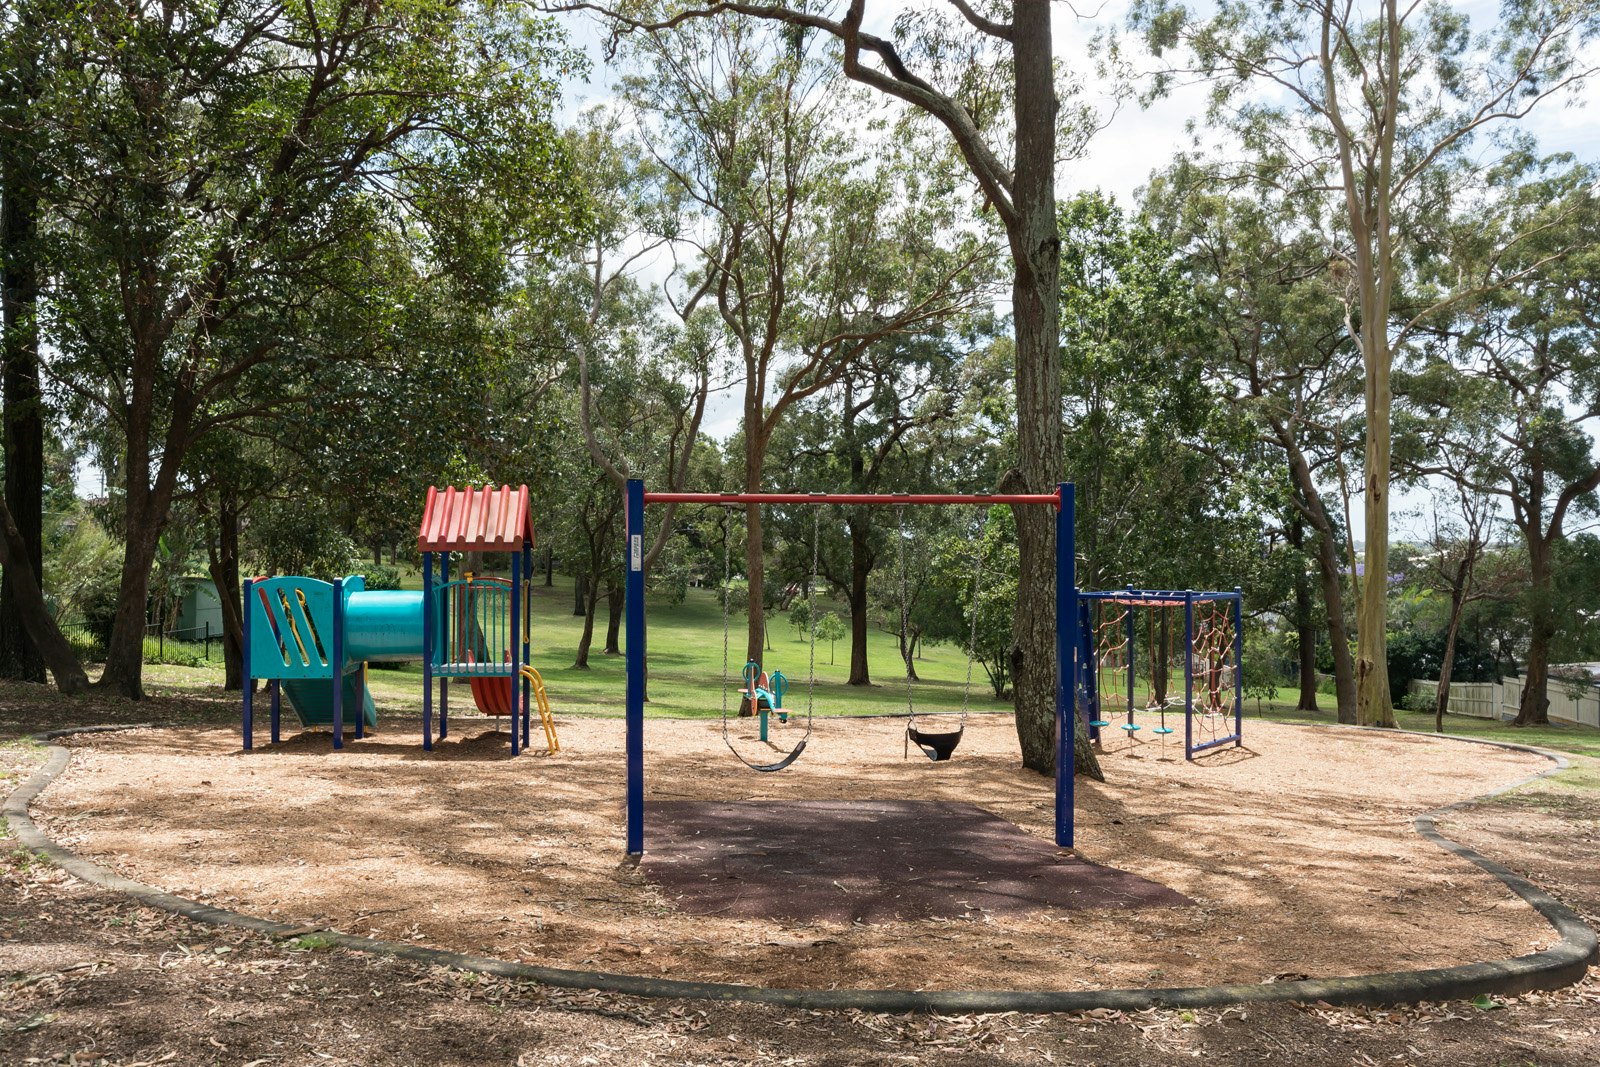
641,799 -> 1192,924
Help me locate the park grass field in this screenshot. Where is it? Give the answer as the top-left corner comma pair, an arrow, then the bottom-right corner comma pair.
140,573 -> 1600,762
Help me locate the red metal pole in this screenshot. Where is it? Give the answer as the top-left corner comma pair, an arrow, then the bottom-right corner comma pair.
643,492 -> 1062,507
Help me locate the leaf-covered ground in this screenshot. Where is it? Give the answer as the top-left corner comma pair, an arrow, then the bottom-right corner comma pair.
3,679 -> 1599,1066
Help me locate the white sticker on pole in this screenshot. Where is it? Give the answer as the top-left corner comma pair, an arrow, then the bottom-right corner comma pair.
631,534 -> 642,571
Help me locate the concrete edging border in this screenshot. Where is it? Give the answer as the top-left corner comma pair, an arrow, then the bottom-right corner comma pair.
3,721 -> 1594,1013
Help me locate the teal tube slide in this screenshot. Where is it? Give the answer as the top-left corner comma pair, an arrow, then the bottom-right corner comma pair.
257,578 -> 426,730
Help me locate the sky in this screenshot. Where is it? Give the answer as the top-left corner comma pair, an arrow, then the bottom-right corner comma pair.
548,2 -> 1599,544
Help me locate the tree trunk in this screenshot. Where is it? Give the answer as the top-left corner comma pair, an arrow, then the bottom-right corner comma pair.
573,565 -> 586,616
0,22 -> 46,684
1007,1 -> 1099,781
1287,519 -> 1319,712
573,568 -> 602,669
544,546 -> 554,587
208,486 -> 244,690
1514,537 -> 1555,726
603,580 -> 623,655
846,515 -> 871,685
1435,587 -> 1467,734
1284,445 -> 1359,724
898,623 -> 919,683
0,495 -> 89,693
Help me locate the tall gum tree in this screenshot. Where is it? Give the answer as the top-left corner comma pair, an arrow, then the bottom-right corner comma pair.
1131,0 -> 1600,727
1145,172 -> 1363,722
619,15 -> 989,697
1403,162 -> 1600,726
562,0 -> 1104,776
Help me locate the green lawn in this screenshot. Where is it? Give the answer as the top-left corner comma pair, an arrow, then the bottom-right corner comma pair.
161,574 -> 1007,722
374,577 -> 1006,720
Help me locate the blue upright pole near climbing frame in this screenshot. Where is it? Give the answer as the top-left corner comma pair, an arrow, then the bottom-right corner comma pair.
625,479 -> 646,856
1183,589 -> 1195,760
1126,584 -> 1136,725
1233,587 -> 1244,748
509,547 -> 522,757
1056,482 -> 1076,849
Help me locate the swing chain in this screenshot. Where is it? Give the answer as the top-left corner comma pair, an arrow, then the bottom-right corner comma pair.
897,506 -> 913,720
960,505 -> 988,722
806,506 -> 819,719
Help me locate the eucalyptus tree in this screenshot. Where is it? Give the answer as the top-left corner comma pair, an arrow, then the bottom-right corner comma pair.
1057,190 -> 1229,593
1132,0 -> 1600,726
770,331 -> 975,686
1144,168 -> 1362,721
620,16 -> 989,696
1403,163 -> 1600,726
563,0 -> 1099,775
554,107 -> 715,588
38,0 -> 583,697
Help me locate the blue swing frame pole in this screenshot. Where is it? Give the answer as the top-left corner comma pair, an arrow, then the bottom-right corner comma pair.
1055,482 -> 1076,849
1183,589 -> 1195,760
1233,586 -> 1245,748
625,479 -> 646,856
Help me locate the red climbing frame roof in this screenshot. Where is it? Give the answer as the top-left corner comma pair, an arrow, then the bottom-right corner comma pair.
417,484 -> 534,553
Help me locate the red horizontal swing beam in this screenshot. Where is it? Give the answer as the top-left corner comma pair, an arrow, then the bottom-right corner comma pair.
643,492 -> 1061,507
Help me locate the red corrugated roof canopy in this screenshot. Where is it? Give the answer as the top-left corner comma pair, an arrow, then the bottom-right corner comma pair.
417,485 -> 534,553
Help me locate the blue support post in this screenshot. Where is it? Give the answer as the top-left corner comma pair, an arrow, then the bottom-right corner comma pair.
270,679 -> 280,744
1126,584 -> 1136,725
1183,590 -> 1195,760
625,479 -> 646,856
509,547 -> 522,757
523,538 -> 533,749
1088,601 -> 1100,742
1055,482 -> 1076,849
331,577 -> 344,751
1233,587 -> 1245,747
439,553 -> 448,741
242,578 -> 253,750
422,551 -> 434,751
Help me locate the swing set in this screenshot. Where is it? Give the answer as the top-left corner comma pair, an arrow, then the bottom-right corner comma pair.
625,481 -> 1081,856
712,502 -> 992,773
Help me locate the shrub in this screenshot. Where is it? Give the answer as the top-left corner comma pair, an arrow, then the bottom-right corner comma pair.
364,565 -> 403,591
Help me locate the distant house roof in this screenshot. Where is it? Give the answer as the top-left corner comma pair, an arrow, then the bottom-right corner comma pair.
417,485 -> 533,553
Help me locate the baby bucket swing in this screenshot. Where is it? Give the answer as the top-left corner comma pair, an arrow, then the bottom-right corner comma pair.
900,505 -> 991,762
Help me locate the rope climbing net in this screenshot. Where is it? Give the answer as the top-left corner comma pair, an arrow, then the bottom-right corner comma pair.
1079,588 -> 1244,761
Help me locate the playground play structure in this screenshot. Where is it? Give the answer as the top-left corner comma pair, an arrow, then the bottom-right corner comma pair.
241,485 -> 557,755
1079,588 -> 1244,760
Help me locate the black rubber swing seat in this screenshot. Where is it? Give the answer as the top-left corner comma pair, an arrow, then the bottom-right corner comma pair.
909,727 -> 963,762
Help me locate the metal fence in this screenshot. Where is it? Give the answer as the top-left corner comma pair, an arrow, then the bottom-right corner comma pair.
145,620 -> 220,660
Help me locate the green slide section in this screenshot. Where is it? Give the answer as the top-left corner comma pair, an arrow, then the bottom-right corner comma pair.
281,674 -> 378,730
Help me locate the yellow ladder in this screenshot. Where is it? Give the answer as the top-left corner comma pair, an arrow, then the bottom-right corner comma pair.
518,666 -> 559,753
